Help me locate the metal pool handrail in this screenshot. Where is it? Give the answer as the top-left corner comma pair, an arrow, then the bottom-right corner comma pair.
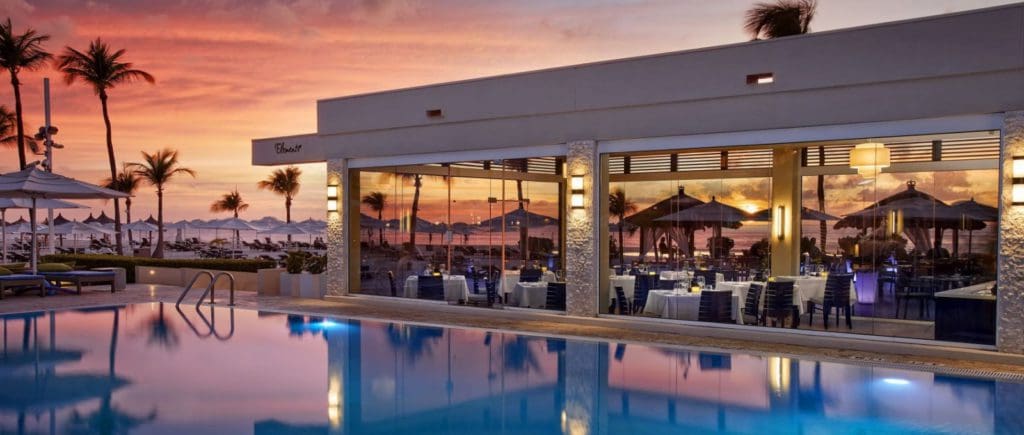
176,271 -> 236,308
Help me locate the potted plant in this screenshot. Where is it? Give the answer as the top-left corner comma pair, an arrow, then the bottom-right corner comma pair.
300,254 -> 327,298
279,251 -> 307,297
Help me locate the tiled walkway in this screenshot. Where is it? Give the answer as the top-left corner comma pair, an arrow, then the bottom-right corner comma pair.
2,283 -> 1024,377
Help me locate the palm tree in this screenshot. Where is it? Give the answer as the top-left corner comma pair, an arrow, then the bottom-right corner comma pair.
361,191 -> 387,246
57,38 -> 154,255
129,148 -> 195,258
609,188 -> 637,268
102,165 -> 142,247
210,189 -> 249,245
405,174 -> 423,253
210,189 -> 249,218
744,0 -> 817,40
257,166 -> 301,241
0,19 -> 50,170
0,104 -> 36,155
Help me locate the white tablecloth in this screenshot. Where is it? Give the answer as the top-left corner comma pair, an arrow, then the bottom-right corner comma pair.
498,270 -> 556,294
661,291 -> 741,323
511,282 -> 550,308
609,275 -> 636,302
642,290 -> 678,315
403,275 -> 469,302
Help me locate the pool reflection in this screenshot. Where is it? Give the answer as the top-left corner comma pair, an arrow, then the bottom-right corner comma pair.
0,304 -> 1020,434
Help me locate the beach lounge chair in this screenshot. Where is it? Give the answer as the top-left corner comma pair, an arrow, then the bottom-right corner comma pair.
41,270 -> 117,294
0,274 -> 46,298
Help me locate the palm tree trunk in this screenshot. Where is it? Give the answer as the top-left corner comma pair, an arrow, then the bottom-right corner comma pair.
516,179 -> 528,263
99,92 -> 124,256
817,145 -> 827,257
10,72 -> 25,169
154,188 -> 164,258
233,210 -> 239,248
377,209 -> 384,246
409,176 -> 422,254
285,196 -> 292,243
618,215 -> 625,267
125,198 -> 133,247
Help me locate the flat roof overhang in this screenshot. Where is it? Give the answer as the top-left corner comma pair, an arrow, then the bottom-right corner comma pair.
253,3 -> 1024,166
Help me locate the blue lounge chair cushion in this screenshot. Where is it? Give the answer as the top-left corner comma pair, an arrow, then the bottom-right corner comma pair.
40,270 -> 114,278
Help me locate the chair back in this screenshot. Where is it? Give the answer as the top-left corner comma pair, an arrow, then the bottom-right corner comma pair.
417,275 -> 445,300
485,280 -> 499,306
764,280 -> 796,313
545,282 -> 567,311
387,271 -> 397,297
632,274 -> 656,309
824,273 -> 853,305
693,270 -> 717,287
519,269 -> 543,282
720,270 -> 739,282
698,290 -> 733,323
659,279 -> 681,290
744,283 -> 764,317
614,286 -> 629,314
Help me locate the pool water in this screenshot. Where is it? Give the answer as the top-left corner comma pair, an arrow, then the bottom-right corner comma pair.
0,303 -> 1020,434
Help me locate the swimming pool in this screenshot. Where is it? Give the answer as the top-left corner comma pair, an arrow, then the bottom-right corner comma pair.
0,303 -> 1019,434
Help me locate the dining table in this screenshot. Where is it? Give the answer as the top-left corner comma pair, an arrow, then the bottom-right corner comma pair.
511,281 -> 551,308
643,289 -> 742,323
498,270 -> 557,295
403,275 -> 470,302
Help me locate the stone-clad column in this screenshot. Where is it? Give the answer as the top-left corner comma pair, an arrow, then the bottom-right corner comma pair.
998,111 -> 1024,353
565,140 -> 599,317
326,158 -> 348,296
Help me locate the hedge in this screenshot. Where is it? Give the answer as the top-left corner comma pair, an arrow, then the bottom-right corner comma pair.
40,254 -> 277,283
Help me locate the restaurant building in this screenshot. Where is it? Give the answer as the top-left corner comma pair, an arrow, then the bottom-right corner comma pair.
253,4 -> 1024,353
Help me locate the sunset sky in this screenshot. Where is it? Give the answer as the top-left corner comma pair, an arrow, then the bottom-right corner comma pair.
0,0 -> 1015,223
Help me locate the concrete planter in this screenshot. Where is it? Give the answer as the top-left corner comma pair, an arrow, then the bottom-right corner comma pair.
257,268 -> 285,296
135,266 -> 266,294
280,273 -> 302,297
298,273 -> 324,299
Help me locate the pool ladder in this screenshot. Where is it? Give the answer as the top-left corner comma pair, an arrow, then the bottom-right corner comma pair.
176,271 -> 236,308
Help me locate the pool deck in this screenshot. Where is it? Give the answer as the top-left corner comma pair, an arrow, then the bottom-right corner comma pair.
3,283 -> 1024,378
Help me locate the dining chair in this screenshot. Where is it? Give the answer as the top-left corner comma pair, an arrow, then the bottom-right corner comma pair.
519,268 -> 543,282
762,280 -> 797,328
417,275 -> 445,301
545,282 -> 567,311
743,282 -> 764,325
698,290 -> 733,323
808,273 -> 853,329
614,286 -> 631,315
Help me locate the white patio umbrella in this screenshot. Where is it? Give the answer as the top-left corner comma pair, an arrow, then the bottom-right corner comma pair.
258,222 -> 312,248
124,220 -> 160,247
204,217 -> 259,249
0,167 -> 128,273
0,198 -> 85,262
49,221 -> 115,250
165,220 -> 197,243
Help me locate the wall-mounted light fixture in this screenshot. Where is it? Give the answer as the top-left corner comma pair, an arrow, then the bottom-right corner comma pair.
326,183 -> 339,212
774,205 -> 786,241
849,142 -> 891,178
570,176 -> 585,209
888,209 -> 904,237
1013,156 -> 1024,205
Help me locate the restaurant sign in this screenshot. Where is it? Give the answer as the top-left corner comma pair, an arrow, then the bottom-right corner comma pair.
252,133 -> 326,165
